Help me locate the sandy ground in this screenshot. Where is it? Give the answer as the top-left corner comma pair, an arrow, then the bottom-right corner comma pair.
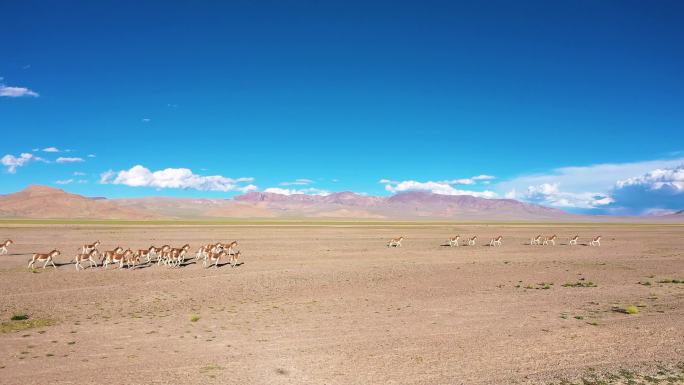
0,224 -> 683,385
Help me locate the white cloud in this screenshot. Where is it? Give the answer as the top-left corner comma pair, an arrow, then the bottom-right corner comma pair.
142,118 -> 151,123
472,175 -> 496,181
380,179 -> 497,199
73,171 -> 86,176
279,178 -> 314,186
0,84 -> 39,97
42,147 -> 60,153
1,153 -> 46,173
515,183 -> 613,209
55,179 -> 73,185
101,165 -> 257,192
87,154 -> 96,158
498,157 -> 684,199
616,166 -> 684,191
609,165 -> 684,214
56,157 -> 84,163
264,187 -> 330,196
493,157 -> 684,212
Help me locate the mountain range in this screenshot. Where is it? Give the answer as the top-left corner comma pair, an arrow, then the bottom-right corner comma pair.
0,185 -> 680,221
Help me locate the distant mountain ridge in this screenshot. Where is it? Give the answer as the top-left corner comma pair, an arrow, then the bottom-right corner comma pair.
1,185 -> 677,221
0,185 -> 156,219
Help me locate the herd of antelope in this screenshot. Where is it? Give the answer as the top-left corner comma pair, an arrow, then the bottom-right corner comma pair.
0,239 -> 243,271
387,235 -> 602,247
4,234 -> 604,271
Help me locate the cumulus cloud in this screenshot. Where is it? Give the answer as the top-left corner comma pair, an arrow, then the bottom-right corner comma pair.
510,183 -> 613,209
264,187 -> 330,196
1,153 -> 46,173
42,147 -> 60,153
0,84 -> 39,97
279,178 -> 314,186
56,157 -> 84,163
380,179 -> 497,198
55,179 -> 73,185
498,157 -> 684,201
100,165 -> 257,193
609,165 -> 684,214
496,157 -> 684,211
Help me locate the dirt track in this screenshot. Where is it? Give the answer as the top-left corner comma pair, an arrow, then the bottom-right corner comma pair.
0,224 -> 683,384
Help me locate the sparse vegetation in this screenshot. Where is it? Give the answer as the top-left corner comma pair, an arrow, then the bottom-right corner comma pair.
562,281 -> 597,288
623,305 -> 639,314
10,314 -> 29,321
550,362 -> 684,384
657,279 -> 683,284
1,315 -> 54,333
190,314 -> 200,322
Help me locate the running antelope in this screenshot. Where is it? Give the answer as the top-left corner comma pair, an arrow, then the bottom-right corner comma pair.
157,245 -> 172,266
79,240 -> 100,255
124,252 -> 141,269
0,239 -> 13,255
467,236 -> 478,246
387,237 -> 404,247
230,251 -> 242,267
28,250 -> 60,269
204,250 -> 227,268
101,246 -> 124,269
448,236 -> 460,247
165,244 -> 190,267
74,249 -> 99,271
530,235 -> 543,246
224,241 -> 239,257
569,235 -> 579,246
135,246 -> 158,263
542,235 -> 557,246
196,243 -> 224,261
489,236 -> 503,247
590,236 -> 602,247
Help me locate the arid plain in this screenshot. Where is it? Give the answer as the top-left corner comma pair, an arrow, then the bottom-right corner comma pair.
0,223 -> 683,385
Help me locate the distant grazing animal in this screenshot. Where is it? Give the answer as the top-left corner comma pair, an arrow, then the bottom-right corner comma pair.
79,240 -> 100,255
530,235 -> 543,246
448,236 -> 460,247
590,236 -> 601,247
543,235 -> 557,246
0,239 -> 13,255
387,237 -> 404,247
28,250 -> 60,269
489,236 -> 503,247
569,235 -> 579,246
467,236 -> 478,246
74,249 -> 99,271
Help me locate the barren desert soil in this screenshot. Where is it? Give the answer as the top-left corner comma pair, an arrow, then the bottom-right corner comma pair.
0,224 -> 683,385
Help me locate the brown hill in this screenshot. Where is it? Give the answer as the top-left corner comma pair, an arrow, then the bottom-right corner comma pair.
0,185 -> 586,221
114,197 -> 276,219
234,191 -> 574,220
0,186 -> 156,219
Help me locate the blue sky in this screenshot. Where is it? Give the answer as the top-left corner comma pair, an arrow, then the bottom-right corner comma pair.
2,0 -> 684,215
